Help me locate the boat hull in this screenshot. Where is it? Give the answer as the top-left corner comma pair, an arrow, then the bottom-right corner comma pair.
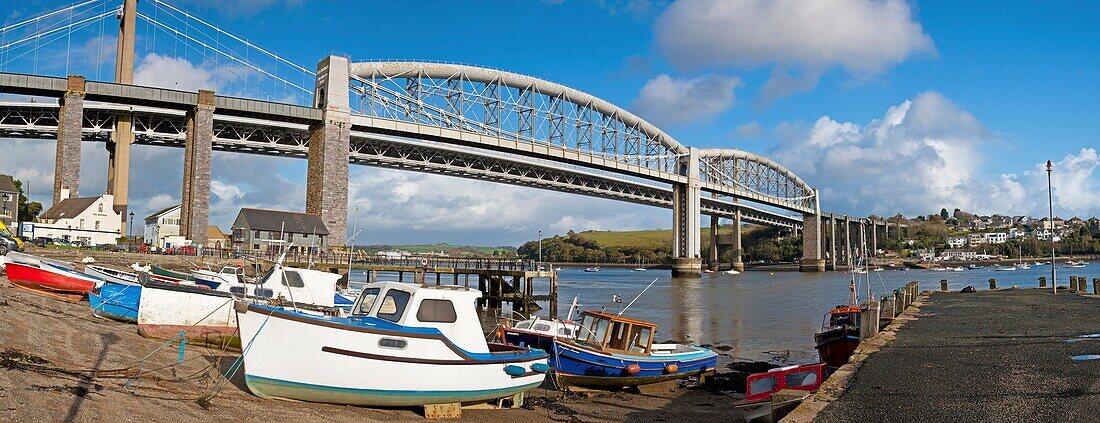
136,281 -> 239,348
814,327 -> 860,368
4,262 -> 96,302
85,265 -> 141,286
550,341 -> 717,388
236,304 -> 548,407
89,282 -> 141,323
502,328 -> 558,352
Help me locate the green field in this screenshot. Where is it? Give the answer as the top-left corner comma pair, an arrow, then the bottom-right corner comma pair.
566,227 -> 740,249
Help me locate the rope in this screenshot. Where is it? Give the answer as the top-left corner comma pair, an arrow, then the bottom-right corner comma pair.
196,305 -> 277,407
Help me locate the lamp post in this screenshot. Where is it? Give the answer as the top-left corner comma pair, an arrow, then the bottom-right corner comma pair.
128,211 -> 134,252
538,230 -> 543,269
1046,160 -> 1056,294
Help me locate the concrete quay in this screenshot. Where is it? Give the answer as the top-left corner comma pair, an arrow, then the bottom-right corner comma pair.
788,288 -> 1100,422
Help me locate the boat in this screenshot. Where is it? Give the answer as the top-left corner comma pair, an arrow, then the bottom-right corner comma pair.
1017,263 -> 1031,270
234,281 -> 549,406
968,264 -> 983,269
192,265 -> 245,290
702,269 -> 715,274
150,265 -> 193,282
633,267 -> 646,272
724,269 -> 741,275
993,265 -> 1016,271
732,363 -> 827,422
85,264 -> 142,286
1066,262 -> 1086,268
89,281 -> 141,323
871,267 -> 884,272
814,274 -> 862,369
503,297 -> 583,351
550,310 -> 717,388
584,266 -> 601,272
950,266 -> 965,272
137,264 -> 344,346
4,260 -> 99,301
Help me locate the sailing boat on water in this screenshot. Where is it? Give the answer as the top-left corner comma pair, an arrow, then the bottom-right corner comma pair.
1017,246 -> 1031,270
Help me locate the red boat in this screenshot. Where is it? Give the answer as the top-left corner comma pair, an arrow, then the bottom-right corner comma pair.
814,279 -> 863,368
5,261 -> 98,302
732,363 -> 827,422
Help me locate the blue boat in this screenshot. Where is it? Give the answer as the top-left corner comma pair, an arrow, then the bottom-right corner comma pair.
89,281 -> 142,323
550,310 -> 717,388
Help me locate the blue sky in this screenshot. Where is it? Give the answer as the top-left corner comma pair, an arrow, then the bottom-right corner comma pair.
1,0 -> 1098,246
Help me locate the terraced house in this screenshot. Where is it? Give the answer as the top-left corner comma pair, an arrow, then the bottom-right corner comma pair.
230,208 -> 330,253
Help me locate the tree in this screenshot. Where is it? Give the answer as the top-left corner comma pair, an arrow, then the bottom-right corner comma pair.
940,208 -> 949,220
11,179 -> 42,222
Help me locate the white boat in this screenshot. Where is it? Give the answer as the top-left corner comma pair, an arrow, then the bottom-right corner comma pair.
968,264 -> 983,269
633,267 -> 647,272
723,269 -> 741,275
871,267 -> 884,272
993,266 -> 1016,271
85,264 -> 142,286
137,264 -> 343,345
950,267 -> 965,272
584,267 -> 601,272
1017,264 -> 1031,270
235,281 -> 549,406
192,265 -> 246,290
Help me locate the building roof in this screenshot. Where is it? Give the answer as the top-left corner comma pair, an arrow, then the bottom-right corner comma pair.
0,175 -> 17,193
41,197 -> 99,220
208,225 -> 230,240
234,208 -> 329,235
145,204 -> 181,220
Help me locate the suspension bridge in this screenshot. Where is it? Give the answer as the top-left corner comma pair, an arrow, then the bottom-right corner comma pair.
0,0 -> 906,277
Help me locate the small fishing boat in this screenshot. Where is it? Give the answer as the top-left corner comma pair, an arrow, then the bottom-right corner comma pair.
192,265 -> 245,290
4,260 -> 99,301
1066,262 -> 1086,268
150,265 -> 193,282
950,266 -> 965,272
235,281 -> 549,406
503,297 -> 583,351
724,269 -> 741,275
89,281 -> 141,323
732,363 -> 827,422
633,267 -> 646,272
814,277 -> 862,369
137,279 -> 239,347
85,264 -> 142,286
871,267 -> 884,272
584,266 -> 601,272
702,269 -> 715,274
550,310 -> 718,388
993,265 -> 1016,271
968,264 -> 982,269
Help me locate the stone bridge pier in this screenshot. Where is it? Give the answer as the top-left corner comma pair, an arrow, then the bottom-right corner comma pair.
672,148 -> 702,277
800,190 -> 825,272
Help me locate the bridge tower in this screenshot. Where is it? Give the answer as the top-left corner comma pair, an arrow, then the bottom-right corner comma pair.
306,55 -> 351,248
671,148 -> 702,277
799,190 -> 825,272
53,75 -> 85,204
107,0 -> 138,233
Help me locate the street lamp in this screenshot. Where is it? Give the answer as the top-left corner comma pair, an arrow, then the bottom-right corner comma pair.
128,211 -> 134,252
1046,160 -> 1056,294
538,230 -> 543,269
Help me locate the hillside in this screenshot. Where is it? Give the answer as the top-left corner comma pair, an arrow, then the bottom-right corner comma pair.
360,243 -> 516,257
569,227 -> 736,249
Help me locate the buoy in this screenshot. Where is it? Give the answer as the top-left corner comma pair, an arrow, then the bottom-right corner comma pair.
626,364 -> 641,375
664,364 -> 678,373
504,365 -> 526,376
531,363 -> 551,373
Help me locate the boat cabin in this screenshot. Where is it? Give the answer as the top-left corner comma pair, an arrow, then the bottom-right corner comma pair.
576,310 -> 656,355
231,265 -> 340,308
743,363 -> 827,403
350,282 -> 489,353
822,305 -> 862,330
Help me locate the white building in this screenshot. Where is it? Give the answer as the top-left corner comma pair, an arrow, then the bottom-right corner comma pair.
941,249 -> 979,261
143,204 -> 181,249
984,232 -> 1007,244
27,192 -> 121,246
947,236 -> 967,248
968,233 -> 985,247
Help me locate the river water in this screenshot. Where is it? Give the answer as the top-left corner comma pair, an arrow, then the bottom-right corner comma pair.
354,262 -> 1095,365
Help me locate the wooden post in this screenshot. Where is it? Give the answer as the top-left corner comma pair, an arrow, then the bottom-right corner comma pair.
1093,278 -> 1099,295
859,300 -> 880,340
988,278 -> 996,290
892,291 -> 900,317
1039,276 -> 1046,288
940,279 -> 948,292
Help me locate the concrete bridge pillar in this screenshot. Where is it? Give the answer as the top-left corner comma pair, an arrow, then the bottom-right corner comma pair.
180,90 -> 215,246
844,216 -> 852,268
306,55 -> 351,249
871,220 -> 878,257
708,214 -> 719,271
731,208 -> 744,272
108,0 -> 138,233
672,147 -> 701,277
828,214 -> 837,271
53,75 -> 85,205
800,190 -> 825,272
859,220 -> 866,260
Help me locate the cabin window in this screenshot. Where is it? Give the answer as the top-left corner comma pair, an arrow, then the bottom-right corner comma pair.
558,327 -> 574,338
748,376 -> 778,396
377,289 -> 412,322
515,321 -> 532,329
416,299 -> 457,323
607,321 -> 632,350
355,288 -> 380,315
785,370 -> 818,388
282,270 -> 305,288
630,327 -> 652,353
590,318 -> 610,346
533,323 -> 552,333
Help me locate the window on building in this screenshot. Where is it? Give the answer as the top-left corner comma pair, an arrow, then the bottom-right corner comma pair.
98,203 -> 103,213
95,221 -> 100,230
79,219 -> 84,229
377,289 -> 412,322
416,299 -> 457,323
254,230 -> 260,238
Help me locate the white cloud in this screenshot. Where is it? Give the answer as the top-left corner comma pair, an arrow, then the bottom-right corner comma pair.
655,0 -> 934,102
730,121 -> 763,139
174,0 -> 304,17
631,74 -> 741,126
134,53 -> 217,92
